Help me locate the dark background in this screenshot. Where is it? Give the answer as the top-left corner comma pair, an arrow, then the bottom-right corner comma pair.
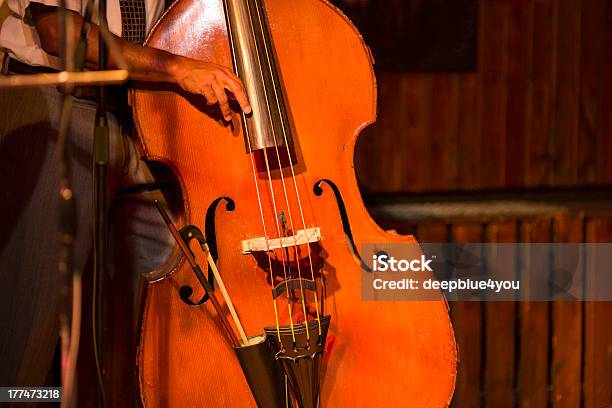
333,0 -> 478,71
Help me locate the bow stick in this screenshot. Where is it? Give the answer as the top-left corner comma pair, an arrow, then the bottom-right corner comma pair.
154,200 -> 248,346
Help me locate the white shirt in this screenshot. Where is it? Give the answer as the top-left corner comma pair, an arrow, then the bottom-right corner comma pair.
0,0 -> 164,69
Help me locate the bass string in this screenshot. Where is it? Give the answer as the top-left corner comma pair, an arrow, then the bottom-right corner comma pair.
268,143 -> 309,340
240,0 -> 305,342
245,136 -> 283,342
273,131 -> 322,336
260,147 -> 298,343
224,0 -> 285,343
249,0 -> 323,336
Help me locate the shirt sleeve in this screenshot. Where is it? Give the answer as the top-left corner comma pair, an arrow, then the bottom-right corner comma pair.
1,0 -> 84,68
7,0 -> 84,18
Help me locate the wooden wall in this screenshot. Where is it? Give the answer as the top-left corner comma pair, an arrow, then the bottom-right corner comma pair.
355,0 -> 612,407
355,0 -> 612,193
400,216 -> 612,408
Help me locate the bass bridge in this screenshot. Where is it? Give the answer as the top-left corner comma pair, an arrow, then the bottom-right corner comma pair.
240,225 -> 330,408
241,227 -> 322,254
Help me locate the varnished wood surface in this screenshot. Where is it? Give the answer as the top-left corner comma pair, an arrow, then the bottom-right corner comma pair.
132,0 -> 457,406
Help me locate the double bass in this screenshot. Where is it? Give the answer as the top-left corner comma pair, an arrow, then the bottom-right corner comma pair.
131,0 -> 457,406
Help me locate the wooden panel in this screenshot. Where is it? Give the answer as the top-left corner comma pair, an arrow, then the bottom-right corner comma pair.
354,0 -> 612,193
518,218 -> 552,408
456,73 -> 481,190
550,216 -> 583,407
601,3 -> 612,184
551,0 -> 581,185
382,212 -> 612,408
429,75 -> 460,190
450,224 -> 485,408
397,74 -> 433,191
414,223 -> 449,244
505,0 -> 531,187
578,0 -> 607,183
583,219 -> 612,408
479,0 -> 509,188
483,223 -> 517,407
525,0 -> 556,187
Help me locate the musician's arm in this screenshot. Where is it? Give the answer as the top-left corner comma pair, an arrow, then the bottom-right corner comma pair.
29,3 -> 250,120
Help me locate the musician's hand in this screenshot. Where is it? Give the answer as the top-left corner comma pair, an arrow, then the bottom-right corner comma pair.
173,57 -> 251,121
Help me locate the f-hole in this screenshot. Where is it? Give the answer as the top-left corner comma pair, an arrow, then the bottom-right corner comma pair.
313,179 -> 371,272
177,196 -> 235,306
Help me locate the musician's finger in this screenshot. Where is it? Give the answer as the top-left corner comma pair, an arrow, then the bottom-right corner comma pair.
224,78 -> 251,115
201,86 -> 217,105
212,81 -> 232,121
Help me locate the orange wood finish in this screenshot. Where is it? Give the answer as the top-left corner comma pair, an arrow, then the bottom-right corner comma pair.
132,0 -> 457,406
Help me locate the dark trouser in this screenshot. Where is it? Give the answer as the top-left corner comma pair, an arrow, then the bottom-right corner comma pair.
0,84 -> 174,402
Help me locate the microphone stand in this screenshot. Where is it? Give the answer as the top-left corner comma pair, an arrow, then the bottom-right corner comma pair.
57,1 -> 94,406
57,4 -> 77,407
93,0 -> 110,404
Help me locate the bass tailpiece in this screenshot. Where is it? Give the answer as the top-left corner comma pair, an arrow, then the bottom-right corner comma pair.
234,335 -> 289,408
264,315 -> 332,408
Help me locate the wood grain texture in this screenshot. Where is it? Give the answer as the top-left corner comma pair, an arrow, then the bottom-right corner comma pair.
456,73 -> 481,190
551,0 -> 581,186
505,0 -> 530,188
583,219 -> 612,408
483,223 -> 517,408
526,0 -> 556,188
450,224 -> 485,408
403,214 -> 612,408
479,0 -> 509,189
430,75 -> 460,190
577,0 -> 606,184
517,219 -> 552,408
354,0 -> 611,192
550,216 -> 583,408
601,2 -> 612,184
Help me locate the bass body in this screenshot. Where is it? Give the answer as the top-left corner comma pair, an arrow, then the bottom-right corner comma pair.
132,0 -> 457,406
